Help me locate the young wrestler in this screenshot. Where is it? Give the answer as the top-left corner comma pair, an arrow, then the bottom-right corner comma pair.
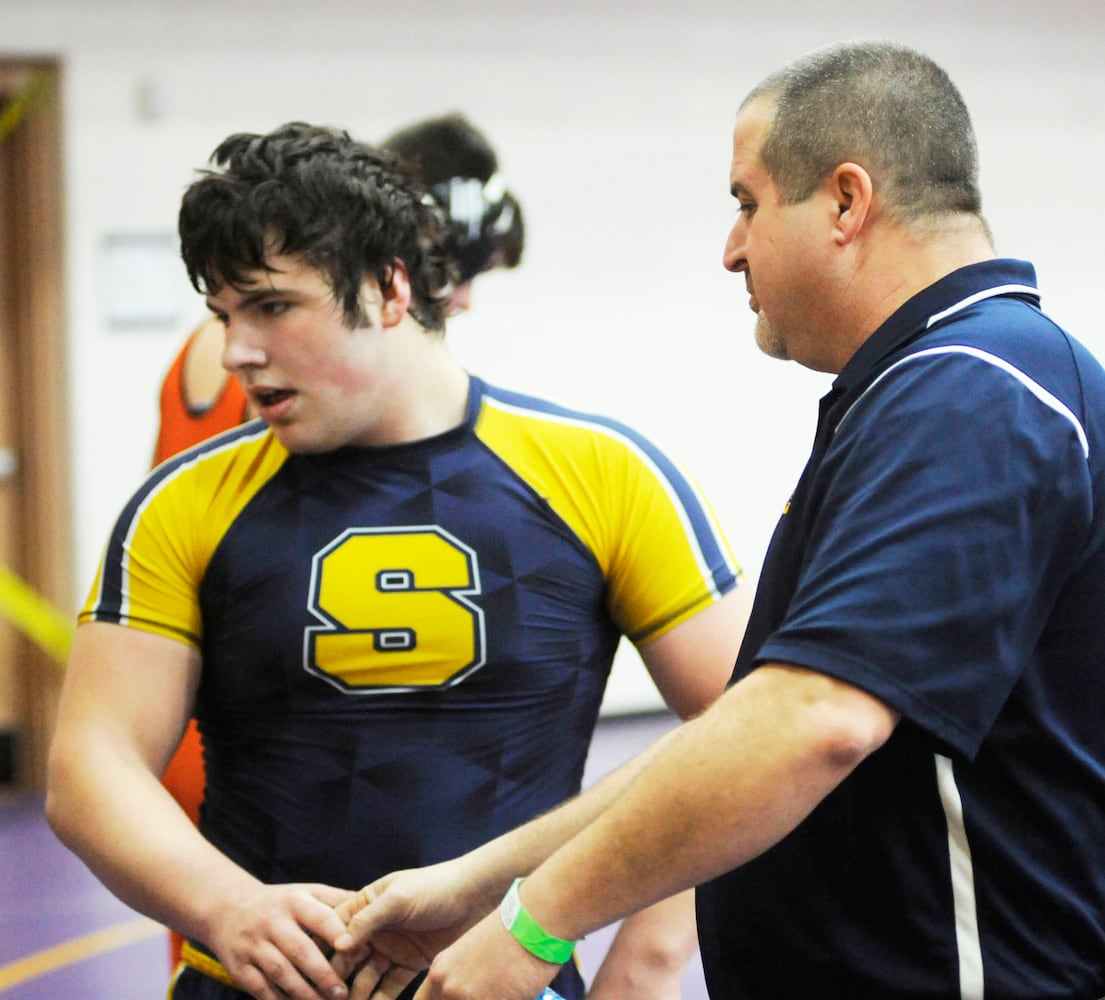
152,113 -> 528,976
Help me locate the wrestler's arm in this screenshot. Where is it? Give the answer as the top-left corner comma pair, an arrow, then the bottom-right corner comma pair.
46,622 -> 351,1000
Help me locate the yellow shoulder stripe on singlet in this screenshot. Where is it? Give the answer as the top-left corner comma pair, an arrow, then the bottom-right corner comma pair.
473,393 -> 736,641
80,426 -> 288,646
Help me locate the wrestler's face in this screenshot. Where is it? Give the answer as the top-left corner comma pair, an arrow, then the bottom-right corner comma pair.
210,254 -> 411,453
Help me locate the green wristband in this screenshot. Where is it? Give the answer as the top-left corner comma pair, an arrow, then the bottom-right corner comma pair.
499,878 -> 576,965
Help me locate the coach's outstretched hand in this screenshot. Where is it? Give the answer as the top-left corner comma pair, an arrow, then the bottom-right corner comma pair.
332,859 -> 500,1000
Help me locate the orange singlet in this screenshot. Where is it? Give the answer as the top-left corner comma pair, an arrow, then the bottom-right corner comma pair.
153,325 -> 250,466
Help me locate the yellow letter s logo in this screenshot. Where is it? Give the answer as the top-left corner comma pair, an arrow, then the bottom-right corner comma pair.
304,526 -> 486,693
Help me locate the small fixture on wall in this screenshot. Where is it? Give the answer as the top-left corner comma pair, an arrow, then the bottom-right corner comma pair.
102,232 -> 182,330
135,76 -> 163,123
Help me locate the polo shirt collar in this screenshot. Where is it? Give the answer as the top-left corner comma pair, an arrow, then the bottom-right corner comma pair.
832,259 -> 1041,396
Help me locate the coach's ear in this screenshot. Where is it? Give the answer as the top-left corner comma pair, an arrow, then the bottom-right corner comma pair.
380,259 -> 412,328
830,161 -> 874,245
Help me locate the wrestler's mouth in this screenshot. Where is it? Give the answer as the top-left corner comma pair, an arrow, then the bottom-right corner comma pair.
250,387 -> 298,421
254,388 -> 294,408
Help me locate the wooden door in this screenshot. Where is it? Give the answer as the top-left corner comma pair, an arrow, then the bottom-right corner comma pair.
0,61 -> 71,790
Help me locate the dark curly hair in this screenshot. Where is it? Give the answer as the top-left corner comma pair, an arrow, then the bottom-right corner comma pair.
178,122 -> 453,332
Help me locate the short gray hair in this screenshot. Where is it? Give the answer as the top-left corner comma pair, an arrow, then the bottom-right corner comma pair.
744,41 -> 983,225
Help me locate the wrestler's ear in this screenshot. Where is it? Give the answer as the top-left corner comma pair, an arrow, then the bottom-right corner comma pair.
379,260 -> 412,328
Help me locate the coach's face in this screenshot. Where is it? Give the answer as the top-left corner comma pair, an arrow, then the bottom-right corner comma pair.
722,97 -> 840,373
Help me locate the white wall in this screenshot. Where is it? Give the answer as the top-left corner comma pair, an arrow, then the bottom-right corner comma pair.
5,0 -> 1104,711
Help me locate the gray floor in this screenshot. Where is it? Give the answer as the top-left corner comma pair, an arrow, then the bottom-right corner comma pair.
0,711 -> 708,999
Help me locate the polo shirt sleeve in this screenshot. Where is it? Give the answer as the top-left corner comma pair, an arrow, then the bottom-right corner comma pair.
757,347 -> 1093,759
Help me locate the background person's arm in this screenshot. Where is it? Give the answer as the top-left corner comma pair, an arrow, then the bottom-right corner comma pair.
583,890 -> 698,1000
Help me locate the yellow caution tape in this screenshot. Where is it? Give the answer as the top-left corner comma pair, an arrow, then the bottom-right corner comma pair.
0,565 -> 73,665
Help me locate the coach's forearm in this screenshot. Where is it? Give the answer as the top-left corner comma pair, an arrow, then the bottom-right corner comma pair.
455,726 -> 684,898
508,665 -> 898,943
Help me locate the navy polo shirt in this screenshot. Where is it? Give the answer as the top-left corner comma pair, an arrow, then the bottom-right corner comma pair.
697,260 -> 1105,999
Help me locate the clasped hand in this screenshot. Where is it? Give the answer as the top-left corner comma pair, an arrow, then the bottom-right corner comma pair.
213,861 -> 543,1000
330,861 -> 562,1000
330,859 -> 486,1000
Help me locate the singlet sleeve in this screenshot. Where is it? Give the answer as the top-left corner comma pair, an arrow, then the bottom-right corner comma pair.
474,393 -> 741,643
80,466 -> 210,644
82,428 -> 286,646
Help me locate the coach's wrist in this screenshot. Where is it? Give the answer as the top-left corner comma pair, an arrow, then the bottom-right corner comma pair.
500,878 -> 576,965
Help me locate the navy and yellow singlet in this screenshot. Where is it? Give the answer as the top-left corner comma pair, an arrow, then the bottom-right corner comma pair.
82,374 -> 738,905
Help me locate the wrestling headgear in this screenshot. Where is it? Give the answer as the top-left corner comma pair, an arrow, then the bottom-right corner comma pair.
432,172 -> 524,284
